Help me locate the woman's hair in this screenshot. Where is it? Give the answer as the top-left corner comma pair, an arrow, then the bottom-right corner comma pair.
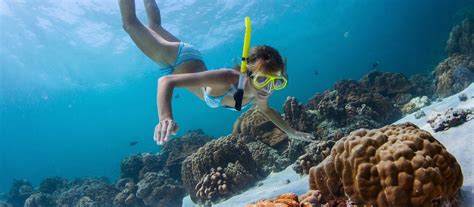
247,45 -> 285,74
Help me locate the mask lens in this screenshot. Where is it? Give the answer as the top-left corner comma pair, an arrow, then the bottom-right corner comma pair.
273,78 -> 285,88
255,75 -> 269,86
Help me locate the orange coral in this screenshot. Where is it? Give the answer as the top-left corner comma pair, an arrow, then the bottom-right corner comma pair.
309,123 -> 463,206
246,193 -> 313,207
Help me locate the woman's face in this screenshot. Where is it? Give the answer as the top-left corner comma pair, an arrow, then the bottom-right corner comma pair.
247,68 -> 281,99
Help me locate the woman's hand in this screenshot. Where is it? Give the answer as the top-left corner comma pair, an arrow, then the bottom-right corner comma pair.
153,118 -> 179,145
288,130 -> 315,142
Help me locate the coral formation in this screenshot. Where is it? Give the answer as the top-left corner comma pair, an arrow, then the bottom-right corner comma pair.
359,71 -> 414,106
435,18 -> 474,97
136,172 -> 185,207
195,167 -> 230,202
414,110 -> 426,119
427,107 -> 473,132
458,93 -> 468,101
401,96 -> 430,114
181,135 -> 258,204
24,193 -> 54,207
293,140 -> 335,175
6,179 -> 33,207
309,123 -> 463,206
246,193 -> 313,207
56,178 -> 118,207
39,177 -> 67,194
113,181 -> 143,207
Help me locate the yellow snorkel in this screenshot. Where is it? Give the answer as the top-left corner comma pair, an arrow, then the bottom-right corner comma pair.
233,16 -> 251,111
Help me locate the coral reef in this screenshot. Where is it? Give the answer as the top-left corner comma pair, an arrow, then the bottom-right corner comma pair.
435,18 -> 474,97
113,181 -> 143,207
246,193 -> 313,207
446,18 -> 474,56
434,54 -> 474,97
6,179 -> 33,207
246,141 -> 291,176
359,71 -> 414,106
427,107 -> 473,132
195,167 -> 229,202
309,123 -> 463,206
39,177 -> 68,194
293,140 -> 335,175
234,109 -> 289,146
181,135 -> 258,204
401,96 -> 430,114
56,177 -> 118,207
136,172 -> 185,207
24,193 -> 54,207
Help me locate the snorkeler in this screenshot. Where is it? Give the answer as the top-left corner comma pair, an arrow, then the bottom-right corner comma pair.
119,0 -> 315,145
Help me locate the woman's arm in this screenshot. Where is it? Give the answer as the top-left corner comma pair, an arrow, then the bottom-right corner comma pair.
154,69 -> 236,144
255,98 -> 314,142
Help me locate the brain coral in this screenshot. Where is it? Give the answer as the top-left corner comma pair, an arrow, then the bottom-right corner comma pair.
309,123 -> 463,207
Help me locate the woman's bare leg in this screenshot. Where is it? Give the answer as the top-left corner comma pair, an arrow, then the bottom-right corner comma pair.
143,0 -> 180,42
119,0 -> 178,65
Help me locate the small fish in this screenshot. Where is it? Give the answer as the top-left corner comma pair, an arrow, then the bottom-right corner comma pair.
372,61 -> 379,69
313,70 -> 319,76
174,94 -> 180,99
343,31 -> 350,38
129,141 -> 138,146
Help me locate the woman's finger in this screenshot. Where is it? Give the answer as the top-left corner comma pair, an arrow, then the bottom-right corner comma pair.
160,120 -> 169,144
156,123 -> 163,145
165,121 -> 175,142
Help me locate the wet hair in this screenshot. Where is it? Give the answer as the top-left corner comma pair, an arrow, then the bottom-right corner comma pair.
247,45 -> 285,74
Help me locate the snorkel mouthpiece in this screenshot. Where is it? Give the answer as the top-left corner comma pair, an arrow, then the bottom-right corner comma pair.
233,16 -> 251,111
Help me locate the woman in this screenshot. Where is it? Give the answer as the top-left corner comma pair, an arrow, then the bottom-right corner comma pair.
119,0 -> 314,145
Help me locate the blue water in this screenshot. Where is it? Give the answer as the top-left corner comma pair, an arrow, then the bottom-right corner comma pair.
0,0 -> 472,193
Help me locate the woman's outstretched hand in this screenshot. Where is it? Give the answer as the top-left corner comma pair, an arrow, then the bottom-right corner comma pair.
153,119 -> 179,145
288,130 -> 315,142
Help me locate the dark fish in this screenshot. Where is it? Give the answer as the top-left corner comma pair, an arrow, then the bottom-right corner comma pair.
313,70 -> 319,76
174,94 -> 180,99
372,61 -> 379,69
129,141 -> 138,146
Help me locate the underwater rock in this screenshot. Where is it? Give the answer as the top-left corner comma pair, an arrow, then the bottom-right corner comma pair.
24,193 -> 54,207
234,108 -> 288,146
293,140 -> 335,175
401,96 -> 430,114
427,107 -> 473,132
446,18 -> 474,57
359,70 -> 414,106
181,135 -> 258,204
246,141 -> 291,177
434,54 -> 474,97
6,179 -> 34,207
160,129 -> 212,180
458,93 -> 468,101
309,123 -> 463,206
56,177 -> 118,207
136,172 -> 185,207
39,176 -> 68,194
414,110 -> 426,119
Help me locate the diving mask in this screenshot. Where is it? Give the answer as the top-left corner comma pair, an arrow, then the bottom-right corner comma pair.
247,71 -> 287,92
